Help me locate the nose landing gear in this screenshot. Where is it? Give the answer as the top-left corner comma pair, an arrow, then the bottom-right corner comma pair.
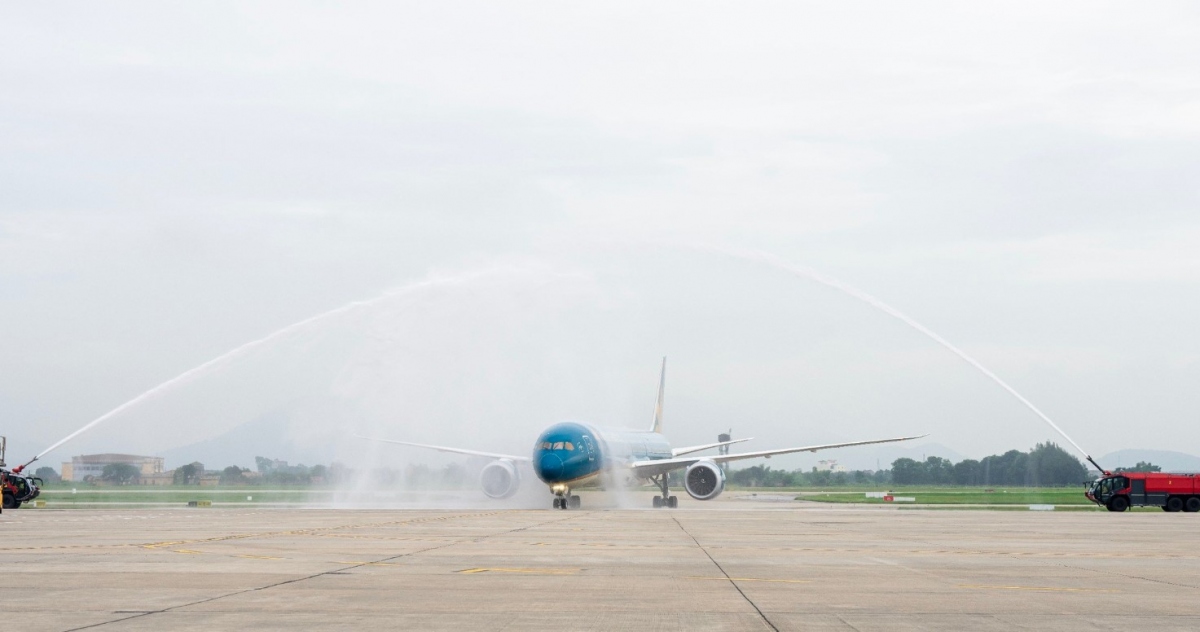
552,489 -> 581,510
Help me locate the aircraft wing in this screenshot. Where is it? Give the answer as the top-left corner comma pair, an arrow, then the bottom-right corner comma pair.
630,434 -> 926,479
671,437 -> 753,457
356,434 -> 531,462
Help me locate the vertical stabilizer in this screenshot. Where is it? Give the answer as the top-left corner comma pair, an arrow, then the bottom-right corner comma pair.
650,357 -> 666,433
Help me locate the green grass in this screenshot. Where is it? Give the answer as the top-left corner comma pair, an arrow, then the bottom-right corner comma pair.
796,487 -> 1094,505
730,488 -> 843,494
26,484 -> 1099,508
33,486 -> 328,505
896,505 -> 1098,511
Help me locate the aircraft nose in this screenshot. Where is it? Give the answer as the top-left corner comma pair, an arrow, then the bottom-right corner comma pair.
538,452 -> 564,480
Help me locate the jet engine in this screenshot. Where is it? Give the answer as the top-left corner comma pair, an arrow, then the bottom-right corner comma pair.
479,459 -> 520,499
684,460 -> 725,501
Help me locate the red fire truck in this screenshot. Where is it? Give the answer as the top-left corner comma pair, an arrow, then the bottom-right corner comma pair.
1086,471 -> 1200,512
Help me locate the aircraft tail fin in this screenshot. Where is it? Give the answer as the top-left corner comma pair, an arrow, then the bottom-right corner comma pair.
650,357 -> 666,433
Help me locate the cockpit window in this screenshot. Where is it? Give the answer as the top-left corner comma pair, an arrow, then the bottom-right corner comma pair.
553,442 -> 564,450
541,442 -> 552,449
564,442 -> 574,451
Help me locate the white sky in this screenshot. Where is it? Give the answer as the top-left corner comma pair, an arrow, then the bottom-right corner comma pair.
2,2 -> 1199,471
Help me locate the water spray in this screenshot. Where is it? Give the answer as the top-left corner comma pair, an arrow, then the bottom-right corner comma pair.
20,266 -> 544,471
702,245 -> 1105,473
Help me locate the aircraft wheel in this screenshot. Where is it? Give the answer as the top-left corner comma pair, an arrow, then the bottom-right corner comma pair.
1165,496 -> 1184,512
1185,497 -> 1200,513
1,493 -> 15,510
1108,497 -> 1129,512
552,498 -> 562,510
668,496 -> 678,509
652,496 -> 662,508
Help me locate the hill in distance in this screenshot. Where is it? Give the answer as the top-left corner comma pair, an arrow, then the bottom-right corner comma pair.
1098,449 -> 1200,473
159,413 -> 334,472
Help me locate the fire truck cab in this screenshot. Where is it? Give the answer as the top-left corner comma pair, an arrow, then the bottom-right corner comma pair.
0,436 -> 43,511
1086,472 -> 1200,513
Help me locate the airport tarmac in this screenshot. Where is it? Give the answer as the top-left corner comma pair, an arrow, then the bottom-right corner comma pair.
3,494 -> 1198,631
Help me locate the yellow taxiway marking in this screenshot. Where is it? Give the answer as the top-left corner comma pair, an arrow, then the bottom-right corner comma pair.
687,577 -> 812,584
142,542 -> 186,550
457,567 -> 580,575
172,549 -> 204,555
135,511 -> 503,551
237,555 -> 285,560
959,584 -> 1118,593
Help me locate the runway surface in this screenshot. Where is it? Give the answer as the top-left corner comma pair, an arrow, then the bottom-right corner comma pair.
4,494 -> 1199,631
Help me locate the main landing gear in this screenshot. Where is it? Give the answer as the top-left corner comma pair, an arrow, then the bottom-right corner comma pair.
552,489 -> 581,510
650,474 -> 678,509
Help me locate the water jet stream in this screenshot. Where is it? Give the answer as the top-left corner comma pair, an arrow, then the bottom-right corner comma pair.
703,245 -> 1101,471
23,267 -> 530,469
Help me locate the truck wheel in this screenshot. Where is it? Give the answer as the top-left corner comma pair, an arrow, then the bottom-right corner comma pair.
1165,496 -> 1184,512
1,493 -> 15,510
1185,497 -> 1200,513
1108,497 -> 1129,512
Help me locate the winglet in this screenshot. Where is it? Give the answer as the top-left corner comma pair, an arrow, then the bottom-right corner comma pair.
651,357 -> 666,433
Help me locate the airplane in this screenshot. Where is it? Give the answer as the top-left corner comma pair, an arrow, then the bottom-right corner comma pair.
359,358 -> 925,509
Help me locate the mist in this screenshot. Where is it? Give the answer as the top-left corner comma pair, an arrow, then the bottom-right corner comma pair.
27,245 -> 1147,482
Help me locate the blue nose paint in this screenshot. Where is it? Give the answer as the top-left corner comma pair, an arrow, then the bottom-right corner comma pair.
538,453 -> 564,479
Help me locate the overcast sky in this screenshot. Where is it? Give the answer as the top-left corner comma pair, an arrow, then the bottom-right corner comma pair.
3,2 -> 1199,472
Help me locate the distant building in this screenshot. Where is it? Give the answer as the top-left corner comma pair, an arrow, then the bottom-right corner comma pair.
140,472 -> 175,487
815,459 -> 847,473
255,456 -> 291,473
61,454 -> 165,482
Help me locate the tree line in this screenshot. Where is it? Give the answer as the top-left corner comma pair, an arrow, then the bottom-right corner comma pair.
727,442 -> 1093,488
32,457 -> 348,487
890,443 -> 1088,486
